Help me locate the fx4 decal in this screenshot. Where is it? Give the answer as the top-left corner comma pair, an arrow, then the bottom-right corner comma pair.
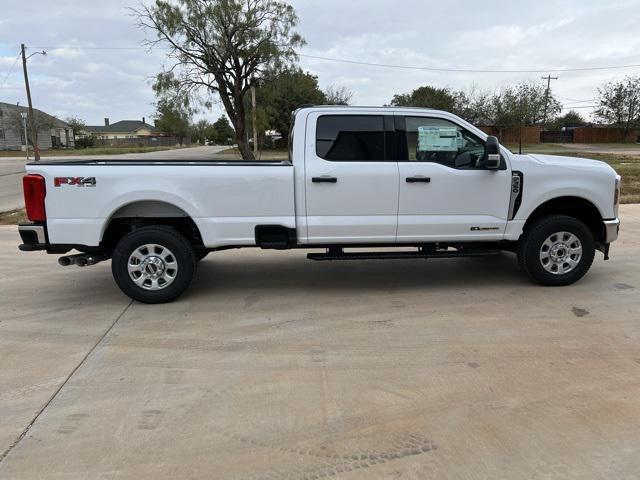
54,177 -> 97,187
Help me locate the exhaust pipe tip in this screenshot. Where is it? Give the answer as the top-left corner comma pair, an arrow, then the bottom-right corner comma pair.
58,256 -> 72,267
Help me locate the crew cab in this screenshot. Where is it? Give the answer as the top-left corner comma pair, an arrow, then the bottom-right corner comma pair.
18,106 -> 621,303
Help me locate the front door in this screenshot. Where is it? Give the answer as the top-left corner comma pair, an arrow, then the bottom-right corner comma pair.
305,113 -> 399,244
396,115 -> 512,242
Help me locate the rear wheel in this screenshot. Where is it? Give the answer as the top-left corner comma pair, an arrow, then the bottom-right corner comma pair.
518,215 -> 595,286
112,226 -> 196,303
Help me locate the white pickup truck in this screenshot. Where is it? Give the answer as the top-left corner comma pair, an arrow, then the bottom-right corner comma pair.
19,106 -> 621,303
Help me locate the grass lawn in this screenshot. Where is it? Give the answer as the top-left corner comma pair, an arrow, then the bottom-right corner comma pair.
0,145 -> 190,158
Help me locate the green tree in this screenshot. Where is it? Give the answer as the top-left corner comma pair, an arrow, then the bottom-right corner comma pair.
65,116 -> 95,148
548,110 -> 587,130
65,116 -> 87,138
191,119 -> 214,144
452,87 -> 493,124
390,85 -> 491,124
154,98 -> 192,144
390,85 -> 458,111
211,116 -> 235,144
256,68 -> 326,137
594,75 -> 640,140
135,0 -> 304,160
490,82 -> 561,138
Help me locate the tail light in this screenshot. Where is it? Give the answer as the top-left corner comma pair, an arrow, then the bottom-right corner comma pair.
23,174 -> 46,222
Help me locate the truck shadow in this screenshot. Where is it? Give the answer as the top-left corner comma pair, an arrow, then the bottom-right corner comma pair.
190,251 -> 530,296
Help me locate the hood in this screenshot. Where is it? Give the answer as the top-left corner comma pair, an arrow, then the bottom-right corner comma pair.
525,153 -> 610,170
509,153 -> 617,176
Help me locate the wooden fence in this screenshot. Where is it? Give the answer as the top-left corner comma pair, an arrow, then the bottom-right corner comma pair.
478,126 -> 542,144
572,128 -> 639,144
478,126 -> 640,145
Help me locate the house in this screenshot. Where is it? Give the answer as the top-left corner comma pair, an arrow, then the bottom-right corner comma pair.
0,102 -> 74,150
85,118 -> 161,140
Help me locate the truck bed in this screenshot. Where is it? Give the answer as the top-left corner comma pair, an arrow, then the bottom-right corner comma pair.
26,159 -> 296,248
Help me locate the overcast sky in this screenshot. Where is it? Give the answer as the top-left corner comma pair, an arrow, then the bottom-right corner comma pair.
1,0 -> 639,125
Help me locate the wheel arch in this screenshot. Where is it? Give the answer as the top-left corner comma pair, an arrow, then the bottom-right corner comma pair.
100,200 -> 205,250
523,196 -> 605,243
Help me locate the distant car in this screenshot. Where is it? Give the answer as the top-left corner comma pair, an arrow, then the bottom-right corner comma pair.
19,106 -> 621,303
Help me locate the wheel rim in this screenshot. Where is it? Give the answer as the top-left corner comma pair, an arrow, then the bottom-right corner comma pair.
539,231 -> 582,275
127,244 -> 178,291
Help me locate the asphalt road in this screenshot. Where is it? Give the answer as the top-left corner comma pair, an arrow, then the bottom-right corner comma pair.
1,205 -> 639,479
0,146 -> 229,212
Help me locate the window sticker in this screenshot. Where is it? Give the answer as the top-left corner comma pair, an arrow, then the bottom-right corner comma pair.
417,127 -> 460,152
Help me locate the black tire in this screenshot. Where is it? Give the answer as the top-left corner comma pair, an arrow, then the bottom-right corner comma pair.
111,226 -> 196,303
518,215 -> 595,286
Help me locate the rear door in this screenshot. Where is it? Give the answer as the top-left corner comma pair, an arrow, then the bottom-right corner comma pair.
395,115 -> 511,242
304,112 -> 399,244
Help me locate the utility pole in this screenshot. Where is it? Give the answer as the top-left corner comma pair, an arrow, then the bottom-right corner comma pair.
20,112 -> 29,161
251,83 -> 258,158
21,44 -> 40,161
541,74 -> 558,129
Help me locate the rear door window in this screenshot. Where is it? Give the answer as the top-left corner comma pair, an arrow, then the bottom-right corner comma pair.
316,115 -> 385,161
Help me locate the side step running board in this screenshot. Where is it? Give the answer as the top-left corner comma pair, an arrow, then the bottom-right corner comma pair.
307,249 -> 501,261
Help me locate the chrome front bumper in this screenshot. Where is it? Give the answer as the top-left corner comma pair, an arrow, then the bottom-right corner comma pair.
603,218 -> 620,244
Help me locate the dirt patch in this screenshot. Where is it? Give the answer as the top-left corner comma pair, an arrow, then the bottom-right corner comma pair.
0,209 -> 26,225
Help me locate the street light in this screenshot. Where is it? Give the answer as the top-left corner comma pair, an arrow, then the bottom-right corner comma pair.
21,44 -> 46,161
20,111 -> 29,161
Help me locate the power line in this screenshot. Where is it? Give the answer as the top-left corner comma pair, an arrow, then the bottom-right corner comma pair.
298,53 -> 640,74
30,45 -> 148,50
27,45 -> 640,74
561,99 -> 595,104
0,51 -> 22,90
557,95 -> 595,102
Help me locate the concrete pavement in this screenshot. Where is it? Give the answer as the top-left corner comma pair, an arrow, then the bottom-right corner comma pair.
0,146 -> 229,212
0,205 -> 639,479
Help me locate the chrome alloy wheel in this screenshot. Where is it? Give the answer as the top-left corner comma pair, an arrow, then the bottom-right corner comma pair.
127,244 -> 178,291
539,232 -> 583,275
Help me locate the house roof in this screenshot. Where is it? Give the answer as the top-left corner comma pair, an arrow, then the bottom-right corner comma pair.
86,120 -> 159,134
0,101 -> 70,129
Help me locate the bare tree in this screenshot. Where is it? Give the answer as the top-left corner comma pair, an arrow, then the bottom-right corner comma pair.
324,86 -> 354,105
134,0 -> 304,160
7,110 -> 54,147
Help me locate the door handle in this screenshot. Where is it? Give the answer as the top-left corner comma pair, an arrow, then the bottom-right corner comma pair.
406,176 -> 431,183
312,176 -> 338,183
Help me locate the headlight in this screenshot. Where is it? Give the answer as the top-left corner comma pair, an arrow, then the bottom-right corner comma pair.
614,177 -> 621,215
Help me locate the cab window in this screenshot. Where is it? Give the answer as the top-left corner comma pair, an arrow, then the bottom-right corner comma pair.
401,117 -> 487,169
316,115 -> 385,161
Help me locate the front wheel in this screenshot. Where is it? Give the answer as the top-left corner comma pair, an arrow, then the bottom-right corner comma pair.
112,226 -> 196,303
518,215 -> 595,286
